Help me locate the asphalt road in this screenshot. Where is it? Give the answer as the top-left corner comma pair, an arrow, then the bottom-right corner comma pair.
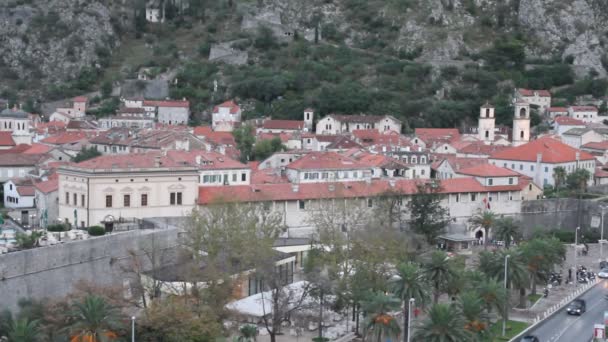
522,280 -> 608,342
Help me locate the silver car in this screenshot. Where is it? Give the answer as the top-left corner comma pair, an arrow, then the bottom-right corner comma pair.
598,268 -> 608,279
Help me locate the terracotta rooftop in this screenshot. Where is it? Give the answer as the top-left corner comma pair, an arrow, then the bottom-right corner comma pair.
518,88 -> 551,97
490,137 -> 595,163
548,107 -> 568,112
0,153 -> 46,166
143,100 -> 190,108
581,141 -> 608,151
262,120 -> 304,130
198,178 -> 527,205
415,128 -> 460,144
73,96 -> 88,103
34,178 -> 59,194
554,116 -> 585,125
286,151 -> 369,170
70,152 -> 186,170
212,100 -> 240,114
166,150 -> 248,170
0,132 -> 15,147
328,114 -> 392,124
41,131 -> 90,145
570,106 -> 598,112
22,143 -> 53,155
193,126 -> 236,146
456,164 -> 521,177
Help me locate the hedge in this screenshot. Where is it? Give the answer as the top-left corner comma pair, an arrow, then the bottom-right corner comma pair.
47,223 -> 69,232
87,226 -> 106,236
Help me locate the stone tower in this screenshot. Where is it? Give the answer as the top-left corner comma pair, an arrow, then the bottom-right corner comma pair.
512,101 -> 530,146
304,108 -> 314,131
478,102 -> 495,144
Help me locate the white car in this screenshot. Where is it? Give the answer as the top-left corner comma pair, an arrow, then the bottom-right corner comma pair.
598,268 -> 608,279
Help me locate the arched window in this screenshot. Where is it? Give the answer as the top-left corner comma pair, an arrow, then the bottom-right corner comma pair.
485,130 -> 489,138
520,130 -> 524,138
486,108 -> 490,117
520,108 -> 526,117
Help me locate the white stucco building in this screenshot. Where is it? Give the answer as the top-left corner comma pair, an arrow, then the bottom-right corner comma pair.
568,106 -> 601,124
212,100 -> 242,132
4,178 -> 35,210
58,153 -> 199,229
515,88 -> 551,111
478,103 -> 496,143
315,115 -> 401,135
489,137 -> 596,187
512,101 -> 531,147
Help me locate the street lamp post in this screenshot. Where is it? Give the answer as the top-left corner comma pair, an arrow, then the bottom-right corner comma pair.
131,316 -> 135,342
601,207 -> 606,262
575,226 -> 580,286
502,254 -> 510,337
407,298 -> 415,342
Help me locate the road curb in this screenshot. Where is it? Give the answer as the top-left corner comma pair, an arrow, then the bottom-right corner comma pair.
508,279 -> 600,342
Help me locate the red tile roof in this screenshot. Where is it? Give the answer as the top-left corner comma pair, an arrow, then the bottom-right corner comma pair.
41,131 -> 90,145
431,154 -> 488,171
554,116 -> 585,125
212,100 -> 240,114
258,132 -> 290,143
143,100 -> 190,108
490,137 -> 596,163
286,152 -> 369,170
34,178 -> 59,194
198,178 -> 525,205
73,96 -> 88,103
415,128 -> 460,144
166,150 -> 248,170
518,88 -> 551,97
456,164 -> 521,177
71,152 -> 185,170
262,120 -> 304,130
0,132 -> 15,146
547,107 -> 568,112
0,144 -> 31,154
457,141 -> 509,156
582,141 -> 608,151
0,153 -> 45,166
23,143 -> 53,154
570,106 -> 598,112
16,185 -> 35,196
193,126 -> 236,146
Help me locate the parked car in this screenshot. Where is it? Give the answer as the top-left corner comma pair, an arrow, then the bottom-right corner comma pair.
600,261 -> 608,269
598,268 -> 608,279
566,299 -> 586,315
520,336 -> 540,342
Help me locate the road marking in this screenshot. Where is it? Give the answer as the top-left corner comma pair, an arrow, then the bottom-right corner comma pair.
550,294 -> 605,342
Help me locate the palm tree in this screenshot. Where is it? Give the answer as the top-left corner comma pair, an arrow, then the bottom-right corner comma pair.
480,250 -> 529,309
361,292 -> 401,342
238,325 -> 258,342
8,318 -> 42,342
475,277 -> 506,320
412,303 -> 472,342
424,251 -> 457,304
553,166 -> 566,190
457,291 -> 488,335
493,217 -> 521,249
390,263 -> 429,342
469,210 -> 496,248
520,237 -> 565,295
69,295 -> 122,342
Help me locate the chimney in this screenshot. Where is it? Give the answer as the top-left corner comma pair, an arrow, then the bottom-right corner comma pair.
329,184 -> 335,192
292,184 -> 299,192
154,156 -> 161,167
195,155 -> 202,165
365,176 -> 372,184
389,179 -> 396,187
536,153 -> 542,163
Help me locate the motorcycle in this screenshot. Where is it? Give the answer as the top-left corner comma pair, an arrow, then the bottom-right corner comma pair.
543,288 -> 549,298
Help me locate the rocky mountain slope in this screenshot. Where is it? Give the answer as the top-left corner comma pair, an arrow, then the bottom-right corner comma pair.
0,0 -> 118,97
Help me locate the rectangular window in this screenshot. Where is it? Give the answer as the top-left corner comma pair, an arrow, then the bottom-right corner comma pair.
367,199 -> 373,208
81,194 -> 85,207
203,175 -> 209,183
509,178 -> 513,185
241,173 -> 246,182
488,178 -> 493,186
170,192 -> 176,205
105,195 -> 112,208
177,192 -> 182,205
304,173 -> 309,180
298,200 -> 305,210
519,164 -> 523,170
530,165 -> 534,171
141,194 -> 148,206
455,194 -> 460,202
73,193 -> 77,206
544,166 -> 549,172
232,173 -> 237,182
65,192 -> 70,204
124,194 -> 130,207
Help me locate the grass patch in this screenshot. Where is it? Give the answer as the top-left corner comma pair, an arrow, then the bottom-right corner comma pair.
527,293 -> 542,304
486,320 -> 529,341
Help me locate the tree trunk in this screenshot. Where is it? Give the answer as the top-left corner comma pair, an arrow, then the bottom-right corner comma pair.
402,302 -> 409,342
518,287 -> 526,308
269,333 -> 276,342
531,277 -> 537,296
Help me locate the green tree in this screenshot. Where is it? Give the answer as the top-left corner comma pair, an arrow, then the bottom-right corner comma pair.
424,251 -> 457,304
457,291 -> 488,335
493,217 -> 521,249
254,26 -> 278,50
553,166 -> 567,190
68,295 -> 122,342
73,147 -> 101,163
412,303 -> 472,342
237,324 -> 257,342
566,168 -> 591,192
7,318 -> 42,342
408,181 -> 450,245
469,210 -> 496,248
474,277 -> 506,320
479,249 -> 529,309
233,124 -> 255,162
391,263 -> 429,342
361,292 -> 401,342
15,232 -> 43,250
100,81 -> 112,99
520,237 -> 565,295
253,137 -> 285,160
